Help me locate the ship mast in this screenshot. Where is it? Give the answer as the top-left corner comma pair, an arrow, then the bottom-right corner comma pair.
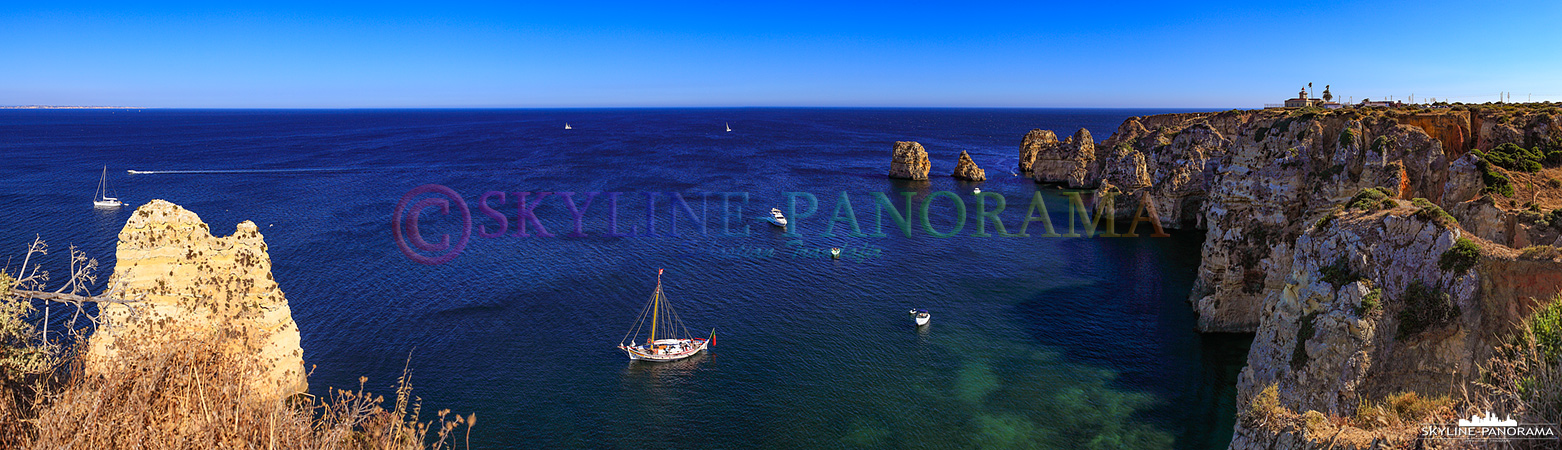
648,269 -> 662,344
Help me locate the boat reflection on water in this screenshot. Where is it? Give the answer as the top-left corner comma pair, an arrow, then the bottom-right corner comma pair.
619,350 -> 714,401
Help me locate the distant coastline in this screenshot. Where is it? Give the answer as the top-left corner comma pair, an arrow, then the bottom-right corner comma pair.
0,105 -> 143,109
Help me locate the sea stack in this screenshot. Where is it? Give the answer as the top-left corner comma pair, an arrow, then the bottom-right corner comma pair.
1029,128 -> 1095,188
888,141 -> 931,180
951,150 -> 986,181
87,200 -> 307,400
1017,129 -> 1059,174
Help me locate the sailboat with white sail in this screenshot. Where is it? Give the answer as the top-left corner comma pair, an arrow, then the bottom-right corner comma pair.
619,269 -> 713,362
93,166 -> 123,208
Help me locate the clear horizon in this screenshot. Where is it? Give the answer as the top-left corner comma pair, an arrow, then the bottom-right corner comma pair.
4,1 -> 1560,108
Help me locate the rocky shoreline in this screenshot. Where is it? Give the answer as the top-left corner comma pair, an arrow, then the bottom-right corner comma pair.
1003,105 -> 1562,449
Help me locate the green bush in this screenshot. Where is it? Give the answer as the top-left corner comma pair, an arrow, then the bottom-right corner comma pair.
1531,300 -> 1562,364
1439,238 -> 1481,273
1414,204 -> 1459,228
1473,157 -> 1516,197
1320,256 -> 1363,288
1397,280 -> 1460,338
1474,143 -> 1550,173
1371,136 -> 1392,154
1292,312 -> 1320,370
1346,188 -> 1393,211
1358,288 -> 1384,316
1339,128 -> 1358,148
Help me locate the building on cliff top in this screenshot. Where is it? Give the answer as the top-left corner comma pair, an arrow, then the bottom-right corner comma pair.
1358,98 -> 1404,108
1268,84 -> 1340,108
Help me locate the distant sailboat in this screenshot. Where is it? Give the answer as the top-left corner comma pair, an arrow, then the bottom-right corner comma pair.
565,123 -> 572,130
618,269 -> 713,362
93,167 -> 123,208
725,123 -> 731,132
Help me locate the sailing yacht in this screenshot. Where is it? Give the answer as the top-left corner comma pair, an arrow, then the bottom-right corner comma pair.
619,269 -> 713,362
725,123 -> 731,132
93,167 -> 123,208
565,123 -> 572,130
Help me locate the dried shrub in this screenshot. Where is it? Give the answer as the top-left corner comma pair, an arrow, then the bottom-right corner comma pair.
1520,245 -> 1562,261
1352,392 -> 1453,430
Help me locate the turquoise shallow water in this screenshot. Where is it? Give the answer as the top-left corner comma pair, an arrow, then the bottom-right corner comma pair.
0,108 -> 1250,449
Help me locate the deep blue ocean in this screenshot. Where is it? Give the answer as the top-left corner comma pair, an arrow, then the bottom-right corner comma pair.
0,108 -> 1250,449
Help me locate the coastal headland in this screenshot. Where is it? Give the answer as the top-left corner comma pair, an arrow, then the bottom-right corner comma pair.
992,103 -> 1562,449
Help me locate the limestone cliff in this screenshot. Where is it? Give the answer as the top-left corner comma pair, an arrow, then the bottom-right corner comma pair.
1017,129 -> 1057,174
1009,104 -> 1562,448
1028,128 -> 1094,187
1228,206 -> 1561,449
1018,106 -> 1559,333
88,200 -> 307,399
888,141 -> 931,180
951,150 -> 986,181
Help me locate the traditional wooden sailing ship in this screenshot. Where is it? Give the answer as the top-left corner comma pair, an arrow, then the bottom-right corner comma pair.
619,269 -> 712,361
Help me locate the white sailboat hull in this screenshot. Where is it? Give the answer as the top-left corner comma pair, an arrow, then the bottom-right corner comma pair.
621,338 -> 709,362
93,200 -> 123,208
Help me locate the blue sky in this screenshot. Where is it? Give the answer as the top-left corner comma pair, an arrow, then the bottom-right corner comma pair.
2,1 -> 1559,108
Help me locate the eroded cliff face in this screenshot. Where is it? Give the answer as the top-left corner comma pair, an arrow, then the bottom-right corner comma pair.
1026,128 -> 1094,187
87,200 -> 307,399
1011,105 -> 1562,448
1227,207 -> 1561,449
1019,107 -> 1559,333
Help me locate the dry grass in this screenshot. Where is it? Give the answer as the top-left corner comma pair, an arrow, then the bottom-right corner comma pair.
1506,166 -> 1562,210
1,322 -> 472,449
1351,391 -> 1454,430
1477,297 -> 1562,427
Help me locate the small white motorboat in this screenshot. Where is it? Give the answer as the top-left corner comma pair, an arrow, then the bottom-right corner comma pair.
92,166 -> 123,208
973,187 -> 981,194
830,248 -> 841,259
766,208 -> 788,227
910,309 -> 930,326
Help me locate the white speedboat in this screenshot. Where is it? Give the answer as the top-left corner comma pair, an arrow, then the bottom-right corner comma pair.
766,208 -> 788,227
910,309 -> 930,326
973,187 -> 981,194
619,269 -> 713,362
830,248 -> 841,259
92,167 -> 122,208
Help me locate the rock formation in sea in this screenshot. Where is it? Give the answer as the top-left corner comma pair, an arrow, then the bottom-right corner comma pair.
87,200 -> 307,399
1017,129 -> 1058,174
1013,105 -> 1562,448
888,141 -> 931,180
951,150 -> 986,181
1028,129 -> 1094,187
